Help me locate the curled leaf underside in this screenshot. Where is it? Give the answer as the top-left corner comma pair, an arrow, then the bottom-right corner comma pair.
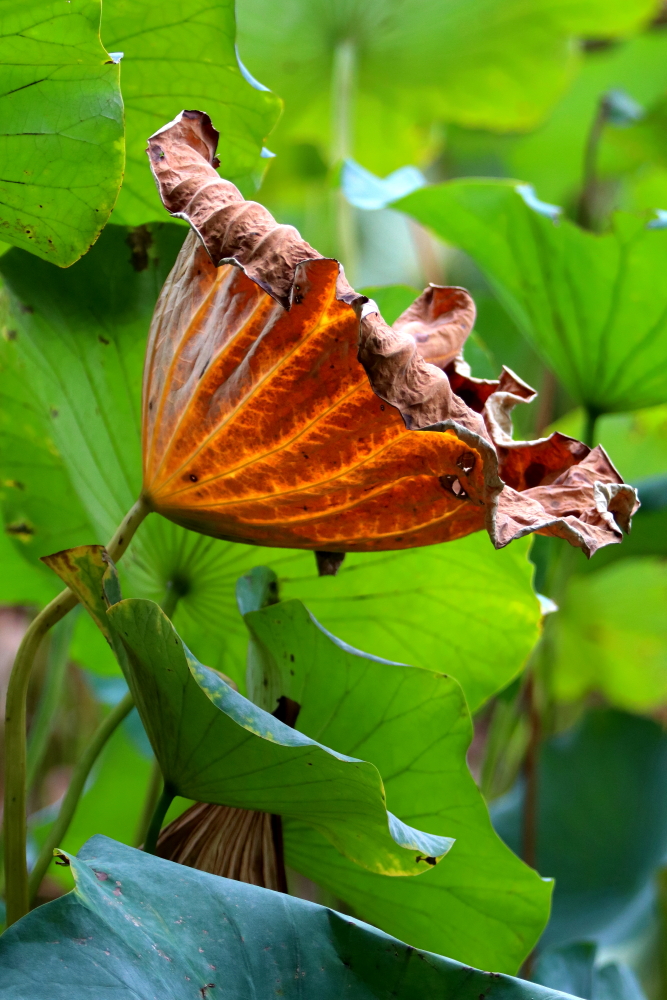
143,110 -> 638,556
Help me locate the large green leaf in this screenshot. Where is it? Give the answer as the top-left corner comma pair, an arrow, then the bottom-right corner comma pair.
102,0 -> 281,224
0,835 -> 575,1000
0,232 -> 541,710
0,0 -> 124,265
398,179 -> 667,414
107,597 -> 452,877
492,709 -> 667,949
246,600 -> 551,973
237,0 -> 656,174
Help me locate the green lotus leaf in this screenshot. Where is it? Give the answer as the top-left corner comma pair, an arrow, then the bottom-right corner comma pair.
105,596 -> 453,878
0,0 -> 124,265
102,0 -> 281,225
0,835 -> 575,1000
245,599 -> 551,973
397,179 -> 667,414
236,0 -> 656,174
0,231 -> 541,710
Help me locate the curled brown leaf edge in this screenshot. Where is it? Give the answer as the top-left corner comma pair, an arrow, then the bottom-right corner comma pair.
144,109 -> 638,558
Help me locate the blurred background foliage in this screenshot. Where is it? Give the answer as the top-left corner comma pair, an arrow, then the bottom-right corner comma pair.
2,0 -> 667,994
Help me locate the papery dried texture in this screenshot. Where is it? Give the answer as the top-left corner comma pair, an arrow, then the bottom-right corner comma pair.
142,110 -> 638,557
157,802 -> 287,892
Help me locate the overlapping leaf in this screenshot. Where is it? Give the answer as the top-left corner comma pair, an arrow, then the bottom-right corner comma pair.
0,0 -> 124,265
236,0 -> 657,174
0,835 -> 574,1000
398,179 -> 667,413
0,224 -> 542,710
245,600 -> 551,972
101,0 -> 281,224
44,543 -> 452,878
111,598 -> 452,876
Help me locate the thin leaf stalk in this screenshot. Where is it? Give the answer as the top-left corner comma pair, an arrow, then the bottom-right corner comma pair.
144,782 -> 176,856
27,691 -> 134,903
331,38 -> 358,283
4,494 -> 152,926
26,609 -> 80,793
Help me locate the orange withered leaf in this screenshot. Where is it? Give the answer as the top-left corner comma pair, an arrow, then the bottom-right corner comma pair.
142,110 -> 638,558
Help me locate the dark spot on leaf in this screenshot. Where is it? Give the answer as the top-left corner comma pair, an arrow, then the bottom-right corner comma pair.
380,404 -> 385,411
524,461 -> 547,489
416,855 -> 437,866
6,328 -> 16,340
20,303 -> 34,314
6,520 -> 34,540
289,654 -> 294,662
93,870 -> 109,880
126,225 -> 153,271
190,474 -> 198,482
98,335 -> 110,345
50,408 -> 59,418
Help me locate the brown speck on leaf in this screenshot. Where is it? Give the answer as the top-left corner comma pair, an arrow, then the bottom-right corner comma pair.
126,225 -> 153,272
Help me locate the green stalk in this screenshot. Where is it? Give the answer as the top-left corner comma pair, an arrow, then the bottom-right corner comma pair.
26,610 -> 80,794
133,759 -> 163,848
4,494 -> 151,926
143,782 -> 176,856
577,98 -> 607,230
331,38 -> 357,284
28,692 -> 134,903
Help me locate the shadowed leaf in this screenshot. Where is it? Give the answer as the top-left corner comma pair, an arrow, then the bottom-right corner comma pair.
0,835 -> 577,1000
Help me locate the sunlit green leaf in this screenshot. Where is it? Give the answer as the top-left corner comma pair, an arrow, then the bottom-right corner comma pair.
398,179 -> 667,413
0,835 -> 574,1000
0,0 -> 124,265
237,0 -> 657,174
102,0 -> 281,224
245,599 -> 551,973
553,558 -> 667,711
